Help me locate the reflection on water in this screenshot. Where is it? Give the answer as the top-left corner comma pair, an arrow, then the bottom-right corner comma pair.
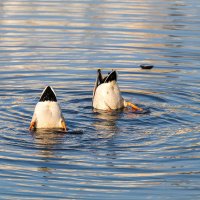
0,0 -> 200,199
93,110 -> 121,139
32,129 -> 66,148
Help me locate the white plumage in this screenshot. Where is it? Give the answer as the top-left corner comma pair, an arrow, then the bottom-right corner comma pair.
29,86 -> 66,131
93,69 -> 142,111
93,79 -> 125,110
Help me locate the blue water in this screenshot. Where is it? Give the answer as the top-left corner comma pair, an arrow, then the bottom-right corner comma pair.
0,0 -> 200,199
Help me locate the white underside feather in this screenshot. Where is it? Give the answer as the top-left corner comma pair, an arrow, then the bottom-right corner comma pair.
31,101 -> 64,128
93,80 -> 125,110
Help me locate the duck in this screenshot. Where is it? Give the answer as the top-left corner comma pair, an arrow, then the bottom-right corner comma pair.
29,86 -> 67,131
92,69 -> 143,111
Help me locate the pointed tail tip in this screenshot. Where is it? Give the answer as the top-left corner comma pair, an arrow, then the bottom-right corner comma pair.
46,85 -> 52,89
104,70 -> 117,83
39,86 -> 57,102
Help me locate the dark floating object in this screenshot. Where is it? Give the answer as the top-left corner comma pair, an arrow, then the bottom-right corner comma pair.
134,108 -> 150,114
68,129 -> 84,134
140,64 -> 154,69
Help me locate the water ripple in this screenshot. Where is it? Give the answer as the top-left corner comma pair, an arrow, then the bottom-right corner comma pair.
0,0 -> 200,199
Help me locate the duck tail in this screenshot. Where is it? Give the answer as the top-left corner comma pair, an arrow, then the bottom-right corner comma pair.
39,86 -> 57,102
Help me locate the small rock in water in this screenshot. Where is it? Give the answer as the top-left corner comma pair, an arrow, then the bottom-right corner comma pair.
140,64 -> 154,69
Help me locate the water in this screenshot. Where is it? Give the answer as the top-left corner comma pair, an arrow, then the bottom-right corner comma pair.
0,0 -> 200,199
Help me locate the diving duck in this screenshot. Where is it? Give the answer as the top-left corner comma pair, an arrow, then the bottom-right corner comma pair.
29,86 -> 67,131
92,69 -> 143,111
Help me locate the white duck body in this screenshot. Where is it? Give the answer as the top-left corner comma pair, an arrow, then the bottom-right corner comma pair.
31,101 -> 65,129
30,86 -> 66,130
93,69 -> 126,110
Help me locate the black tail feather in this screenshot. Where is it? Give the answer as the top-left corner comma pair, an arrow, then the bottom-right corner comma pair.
104,70 -> 117,83
97,69 -> 104,85
39,86 -> 57,102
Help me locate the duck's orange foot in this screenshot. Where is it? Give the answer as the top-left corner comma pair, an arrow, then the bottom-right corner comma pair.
126,101 -> 143,112
61,119 -> 67,132
29,121 -> 36,131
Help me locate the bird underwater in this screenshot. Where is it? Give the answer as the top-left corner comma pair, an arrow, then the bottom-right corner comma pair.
29,70 -> 143,131
92,69 -> 143,111
29,86 -> 67,131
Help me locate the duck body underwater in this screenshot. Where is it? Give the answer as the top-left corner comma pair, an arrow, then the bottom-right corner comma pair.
93,69 -> 143,111
29,86 -> 67,131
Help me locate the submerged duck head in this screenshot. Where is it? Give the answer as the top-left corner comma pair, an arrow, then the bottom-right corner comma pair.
29,86 -> 67,131
92,69 -> 125,110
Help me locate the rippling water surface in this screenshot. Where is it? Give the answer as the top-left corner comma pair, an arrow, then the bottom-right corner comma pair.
0,0 -> 200,199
